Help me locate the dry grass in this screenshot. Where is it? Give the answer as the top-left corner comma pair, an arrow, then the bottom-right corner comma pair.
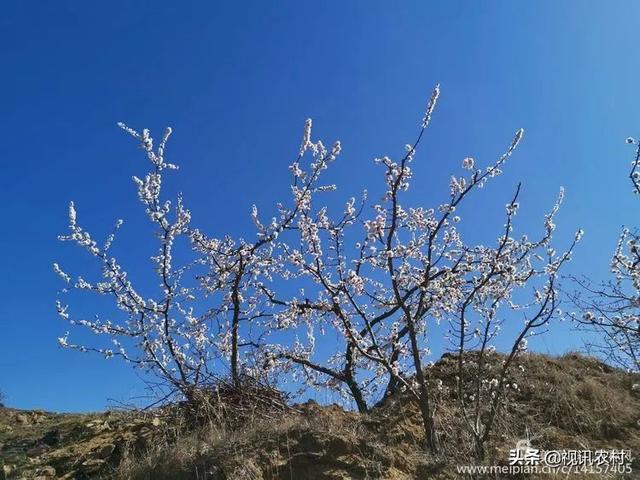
4,352 -> 638,479
125,352 -> 640,479
115,352 -> 640,479
116,402 -> 380,480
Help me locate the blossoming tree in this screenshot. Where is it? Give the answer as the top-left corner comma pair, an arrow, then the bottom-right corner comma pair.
570,138 -> 640,372
55,86 -> 578,454
260,86 -> 580,453
449,183 -> 580,458
54,121 -> 339,399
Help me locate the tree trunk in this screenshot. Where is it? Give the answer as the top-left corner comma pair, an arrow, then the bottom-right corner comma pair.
406,316 -> 439,453
231,314 -> 239,385
344,343 -> 368,413
418,392 -> 439,453
474,438 -> 486,461
345,375 -> 368,413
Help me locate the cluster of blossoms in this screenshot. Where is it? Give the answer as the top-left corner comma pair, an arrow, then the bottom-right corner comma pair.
569,138 -> 640,373
55,87 -> 579,456
55,125 -> 209,396
258,87 -> 579,455
55,115 -> 342,398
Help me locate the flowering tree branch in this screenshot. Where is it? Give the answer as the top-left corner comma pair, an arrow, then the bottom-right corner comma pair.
56,125 -> 203,399
264,86 -> 576,454
569,137 -> 640,372
54,87 -> 578,457
451,184 -> 581,459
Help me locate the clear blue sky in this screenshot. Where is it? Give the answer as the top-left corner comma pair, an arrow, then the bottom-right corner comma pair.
1,1 -> 638,412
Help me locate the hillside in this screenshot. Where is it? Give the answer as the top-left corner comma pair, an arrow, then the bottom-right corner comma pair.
1,352 -> 639,479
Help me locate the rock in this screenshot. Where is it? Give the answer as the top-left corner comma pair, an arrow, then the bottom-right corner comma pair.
34,465 -> 56,478
94,442 -> 116,459
15,414 -> 29,425
80,458 -> 106,474
58,472 -> 77,480
31,411 -> 46,424
85,420 -> 111,433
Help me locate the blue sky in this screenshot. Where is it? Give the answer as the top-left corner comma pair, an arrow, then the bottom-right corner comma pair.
1,1 -> 639,412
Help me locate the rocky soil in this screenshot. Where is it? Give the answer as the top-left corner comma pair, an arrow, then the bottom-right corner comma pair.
0,408 -> 164,479
2,352 -> 640,479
